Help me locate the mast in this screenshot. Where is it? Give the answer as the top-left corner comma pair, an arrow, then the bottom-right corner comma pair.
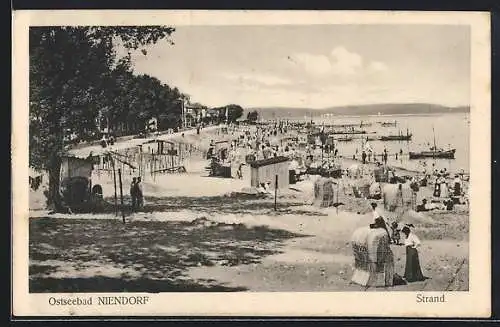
432,126 -> 437,156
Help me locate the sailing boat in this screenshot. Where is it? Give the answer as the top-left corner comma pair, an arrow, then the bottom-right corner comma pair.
409,126 -> 456,159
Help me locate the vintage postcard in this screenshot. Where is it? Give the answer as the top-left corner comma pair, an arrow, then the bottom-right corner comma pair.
12,10 -> 491,317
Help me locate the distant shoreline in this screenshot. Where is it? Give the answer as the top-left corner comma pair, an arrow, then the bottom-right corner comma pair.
257,112 -> 469,121
248,103 -> 469,119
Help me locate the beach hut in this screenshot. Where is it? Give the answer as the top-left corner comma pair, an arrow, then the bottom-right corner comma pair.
373,166 -> 388,183
369,182 -> 382,199
382,183 -> 415,213
249,156 -> 290,190
307,132 -> 321,145
352,178 -> 371,198
313,177 -> 336,207
60,155 -> 93,181
59,155 -> 94,210
351,226 -> 395,287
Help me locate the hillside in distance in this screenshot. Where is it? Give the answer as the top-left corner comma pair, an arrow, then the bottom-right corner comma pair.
247,103 -> 470,120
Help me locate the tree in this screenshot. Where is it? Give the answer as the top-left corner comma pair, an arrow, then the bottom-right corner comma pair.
225,104 -> 244,122
29,26 -> 175,211
247,110 -> 259,122
210,104 -> 244,123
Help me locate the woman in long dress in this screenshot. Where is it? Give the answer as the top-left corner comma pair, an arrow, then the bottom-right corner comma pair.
433,175 -> 442,197
402,226 -> 426,282
440,178 -> 449,198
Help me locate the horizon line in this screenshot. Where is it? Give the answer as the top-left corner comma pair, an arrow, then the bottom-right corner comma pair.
243,102 -> 471,110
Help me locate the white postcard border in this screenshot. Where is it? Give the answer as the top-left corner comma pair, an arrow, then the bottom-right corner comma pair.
12,10 -> 491,317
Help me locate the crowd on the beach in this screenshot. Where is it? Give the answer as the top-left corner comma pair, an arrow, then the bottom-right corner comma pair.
207,122 -> 308,174
206,121 -> 468,191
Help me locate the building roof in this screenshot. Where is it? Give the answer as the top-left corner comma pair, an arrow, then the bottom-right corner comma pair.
249,156 -> 289,168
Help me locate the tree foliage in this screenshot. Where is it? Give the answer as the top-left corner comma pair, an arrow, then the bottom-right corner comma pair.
247,110 -> 259,122
103,70 -> 185,134
211,104 -> 244,123
30,26 -> 248,211
29,26 -> 175,210
225,104 -> 244,122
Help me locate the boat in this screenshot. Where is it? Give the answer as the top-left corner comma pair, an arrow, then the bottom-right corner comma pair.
408,127 -> 456,159
379,120 -> 397,127
327,122 -> 373,128
336,136 -> 353,142
331,129 -> 368,135
379,129 -> 412,141
379,134 -> 412,141
408,148 -> 456,159
361,135 -> 379,141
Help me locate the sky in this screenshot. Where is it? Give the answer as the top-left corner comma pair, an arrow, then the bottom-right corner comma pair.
129,24 -> 470,109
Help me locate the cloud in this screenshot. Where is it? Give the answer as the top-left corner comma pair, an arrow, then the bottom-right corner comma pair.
291,53 -> 332,76
330,46 -> 363,75
368,61 -> 388,73
290,46 -> 386,78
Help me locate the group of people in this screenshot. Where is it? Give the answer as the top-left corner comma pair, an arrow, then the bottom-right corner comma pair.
433,172 -> 463,199
370,203 -> 426,283
359,148 -> 401,165
129,176 -> 144,210
209,123 -> 308,180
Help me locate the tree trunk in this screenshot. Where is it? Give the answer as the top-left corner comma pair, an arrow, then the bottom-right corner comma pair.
46,156 -> 63,212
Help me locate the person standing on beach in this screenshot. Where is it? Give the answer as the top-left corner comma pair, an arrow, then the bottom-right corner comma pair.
440,176 -> 449,198
362,150 -> 367,164
130,177 -> 137,210
402,226 -> 426,282
383,149 -> 388,165
433,175 -> 442,198
135,177 -> 144,209
453,174 -> 463,196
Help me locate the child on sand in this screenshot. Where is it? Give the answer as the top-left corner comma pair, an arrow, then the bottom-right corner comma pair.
391,222 -> 401,245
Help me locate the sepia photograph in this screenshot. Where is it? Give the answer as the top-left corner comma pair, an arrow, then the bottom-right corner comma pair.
12,10 -> 491,317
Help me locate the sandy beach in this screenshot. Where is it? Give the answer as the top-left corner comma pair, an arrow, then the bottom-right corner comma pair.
28,123 -> 469,293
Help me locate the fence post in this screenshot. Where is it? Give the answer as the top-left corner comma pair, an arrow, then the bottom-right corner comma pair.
118,168 -> 125,223
112,159 -> 118,217
336,182 -> 339,215
274,175 -> 278,211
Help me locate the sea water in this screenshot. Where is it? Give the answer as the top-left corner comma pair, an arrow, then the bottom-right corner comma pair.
311,112 -> 469,174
